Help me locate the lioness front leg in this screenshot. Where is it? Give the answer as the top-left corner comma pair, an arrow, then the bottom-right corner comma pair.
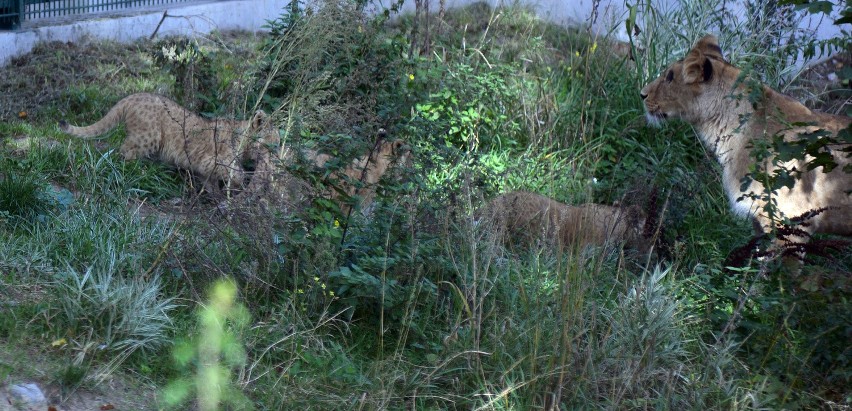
753,215 -> 808,272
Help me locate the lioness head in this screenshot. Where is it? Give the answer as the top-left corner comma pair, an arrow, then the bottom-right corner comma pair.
640,35 -> 730,126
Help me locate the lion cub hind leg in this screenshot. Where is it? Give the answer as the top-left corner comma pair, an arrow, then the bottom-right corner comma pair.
118,133 -> 160,161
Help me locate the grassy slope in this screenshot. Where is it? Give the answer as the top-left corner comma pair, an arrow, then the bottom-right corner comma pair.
0,3 -> 849,410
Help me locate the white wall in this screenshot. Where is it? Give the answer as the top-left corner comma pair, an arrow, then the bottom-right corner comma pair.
393,0 -> 845,52
1,0 -> 845,67
0,0 -> 289,66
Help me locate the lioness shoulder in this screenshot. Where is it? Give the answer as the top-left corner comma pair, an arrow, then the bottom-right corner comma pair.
640,35 -> 852,256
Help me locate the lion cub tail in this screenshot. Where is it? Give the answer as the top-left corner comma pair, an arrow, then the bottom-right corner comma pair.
58,100 -> 127,139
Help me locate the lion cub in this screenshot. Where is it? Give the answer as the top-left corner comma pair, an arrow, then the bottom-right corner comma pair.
477,191 -> 649,254
640,35 -> 851,257
59,93 -> 276,192
249,135 -> 409,216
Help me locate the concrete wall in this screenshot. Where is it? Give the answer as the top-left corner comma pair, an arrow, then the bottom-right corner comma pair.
395,0 -> 845,54
1,0 -> 845,67
0,0 -> 289,66
481,0 -> 840,40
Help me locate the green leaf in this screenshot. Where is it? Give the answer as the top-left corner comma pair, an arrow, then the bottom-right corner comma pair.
161,378 -> 193,406
807,152 -> 838,172
793,1 -> 834,14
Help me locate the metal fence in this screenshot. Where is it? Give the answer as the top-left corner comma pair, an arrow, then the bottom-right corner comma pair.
0,0 -> 192,29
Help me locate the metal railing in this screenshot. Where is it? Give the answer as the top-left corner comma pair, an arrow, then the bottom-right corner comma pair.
1,0 -> 192,30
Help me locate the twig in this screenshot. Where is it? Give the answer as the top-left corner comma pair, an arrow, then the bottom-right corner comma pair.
150,11 -> 169,39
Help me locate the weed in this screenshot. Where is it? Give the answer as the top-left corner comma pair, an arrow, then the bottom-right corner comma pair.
0,158 -> 57,223
162,280 -> 252,411
49,261 -> 177,364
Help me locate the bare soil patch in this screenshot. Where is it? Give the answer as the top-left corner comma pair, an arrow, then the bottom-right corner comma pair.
0,342 -> 159,411
791,51 -> 851,115
0,39 -> 152,122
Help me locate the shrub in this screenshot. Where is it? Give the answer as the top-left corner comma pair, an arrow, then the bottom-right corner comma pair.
50,260 -> 177,371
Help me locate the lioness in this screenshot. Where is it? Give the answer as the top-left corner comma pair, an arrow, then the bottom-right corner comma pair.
641,35 -> 852,258
249,135 -> 409,216
59,93 -> 276,193
477,191 -> 649,254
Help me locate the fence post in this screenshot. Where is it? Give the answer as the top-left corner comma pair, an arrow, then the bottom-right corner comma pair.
0,0 -> 22,29
15,0 -> 22,29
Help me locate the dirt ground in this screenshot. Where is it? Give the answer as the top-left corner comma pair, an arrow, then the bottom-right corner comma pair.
790,51 -> 851,115
0,342 -> 159,411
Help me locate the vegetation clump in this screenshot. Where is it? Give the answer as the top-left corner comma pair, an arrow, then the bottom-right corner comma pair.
0,0 -> 848,409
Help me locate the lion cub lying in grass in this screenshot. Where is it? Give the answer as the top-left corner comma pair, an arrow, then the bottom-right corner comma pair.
641,35 -> 851,261
248,134 -> 409,216
60,93 -> 276,194
477,191 -> 650,254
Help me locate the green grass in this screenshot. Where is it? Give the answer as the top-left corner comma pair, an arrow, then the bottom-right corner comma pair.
0,0 -> 848,409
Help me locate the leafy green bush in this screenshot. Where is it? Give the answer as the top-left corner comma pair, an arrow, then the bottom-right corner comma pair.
150,35 -> 259,115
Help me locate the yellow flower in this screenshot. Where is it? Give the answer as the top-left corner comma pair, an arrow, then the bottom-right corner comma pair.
334,219 -> 340,228
590,42 -> 598,54
408,73 -> 415,81
575,51 -> 580,57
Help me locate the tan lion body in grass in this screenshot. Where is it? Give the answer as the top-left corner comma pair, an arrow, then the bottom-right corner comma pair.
249,136 -> 409,215
478,191 -> 649,254
640,35 -> 852,255
59,93 -> 275,192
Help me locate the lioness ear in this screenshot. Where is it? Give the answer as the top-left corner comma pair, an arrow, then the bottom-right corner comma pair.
693,34 -> 725,61
251,110 -> 268,129
682,49 -> 713,84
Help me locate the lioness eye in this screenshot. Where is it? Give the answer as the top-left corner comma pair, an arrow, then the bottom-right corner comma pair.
665,70 -> 674,82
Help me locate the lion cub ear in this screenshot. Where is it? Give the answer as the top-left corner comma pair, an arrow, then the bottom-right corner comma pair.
251,110 -> 268,129
391,140 -> 405,155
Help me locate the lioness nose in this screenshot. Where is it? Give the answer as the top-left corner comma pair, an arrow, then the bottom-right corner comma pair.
640,92 -> 648,100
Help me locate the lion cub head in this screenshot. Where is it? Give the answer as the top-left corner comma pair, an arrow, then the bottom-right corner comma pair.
357,137 -> 410,185
336,136 -> 410,214
248,132 -> 410,216
640,35 -> 729,126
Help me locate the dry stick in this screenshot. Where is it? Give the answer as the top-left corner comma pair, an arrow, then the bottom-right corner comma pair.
151,11 -> 212,39
337,136 -> 383,249
141,217 -> 186,279
409,0 -> 421,59
150,11 -> 169,39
